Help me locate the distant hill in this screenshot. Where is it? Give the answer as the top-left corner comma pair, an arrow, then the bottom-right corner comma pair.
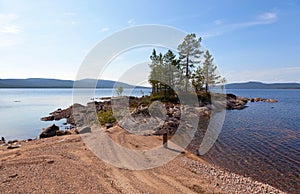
226,81 -> 300,89
1,79 -> 298,89
0,78 -> 148,88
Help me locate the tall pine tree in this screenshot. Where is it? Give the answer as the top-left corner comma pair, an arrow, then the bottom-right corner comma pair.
177,34 -> 202,92
202,50 -> 221,92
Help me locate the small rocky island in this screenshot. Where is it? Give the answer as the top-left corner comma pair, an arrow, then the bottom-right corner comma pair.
38,93 -> 277,139
1,92 -> 278,148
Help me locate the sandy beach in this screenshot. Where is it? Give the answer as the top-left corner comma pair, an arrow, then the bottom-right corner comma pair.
0,126 -> 285,193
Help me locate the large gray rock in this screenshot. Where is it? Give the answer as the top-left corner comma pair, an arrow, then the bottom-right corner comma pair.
78,126 -> 92,134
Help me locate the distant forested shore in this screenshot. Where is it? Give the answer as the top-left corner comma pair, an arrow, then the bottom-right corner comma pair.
0,78 -> 298,89
0,78 -> 148,89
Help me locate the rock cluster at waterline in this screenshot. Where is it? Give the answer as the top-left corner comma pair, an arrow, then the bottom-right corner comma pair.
39,94 -> 278,138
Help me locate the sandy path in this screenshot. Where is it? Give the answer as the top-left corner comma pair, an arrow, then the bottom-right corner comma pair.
0,126 -> 284,193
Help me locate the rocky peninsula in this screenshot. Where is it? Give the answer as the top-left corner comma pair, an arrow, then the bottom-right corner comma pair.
0,93 -> 283,193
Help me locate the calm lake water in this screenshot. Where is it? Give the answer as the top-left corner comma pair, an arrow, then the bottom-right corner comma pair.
0,88 -> 151,140
203,89 -> 300,193
0,88 -> 299,192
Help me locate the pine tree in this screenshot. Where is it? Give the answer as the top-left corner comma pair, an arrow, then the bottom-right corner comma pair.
163,50 -> 180,94
202,50 -> 222,92
149,49 -> 160,94
191,65 -> 205,92
177,34 -> 202,92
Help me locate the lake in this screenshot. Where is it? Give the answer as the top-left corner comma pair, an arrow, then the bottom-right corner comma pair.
0,88 -> 151,140
0,88 -> 299,192
202,89 -> 300,193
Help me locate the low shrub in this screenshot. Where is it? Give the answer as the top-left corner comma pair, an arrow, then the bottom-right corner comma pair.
97,109 -> 116,125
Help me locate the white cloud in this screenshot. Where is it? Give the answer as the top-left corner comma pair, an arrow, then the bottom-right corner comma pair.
71,21 -> 77,25
0,14 -> 22,34
0,13 -> 22,47
0,34 -> 23,47
0,24 -> 21,34
257,12 -> 277,21
0,13 -> 18,23
202,11 -> 278,38
99,27 -> 109,32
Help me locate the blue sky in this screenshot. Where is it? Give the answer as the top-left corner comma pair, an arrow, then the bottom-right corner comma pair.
0,0 -> 299,83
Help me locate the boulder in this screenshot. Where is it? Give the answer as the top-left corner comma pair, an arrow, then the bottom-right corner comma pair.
237,97 -> 248,103
226,93 -> 237,100
41,106 -> 73,122
78,126 -> 92,134
158,120 -> 180,135
195,107 -> 211,117
7,140 -> 18,144
7,144 -> 21,149
172,110 -> 181,119
39,124 -> 59,138
266,99 -> 278,103
56,130 -> 72,136
0,137 -> 5,145
41,115 -> 54,121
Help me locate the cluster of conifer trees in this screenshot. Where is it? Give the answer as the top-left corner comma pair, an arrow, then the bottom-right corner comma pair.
148,34 -> 225,97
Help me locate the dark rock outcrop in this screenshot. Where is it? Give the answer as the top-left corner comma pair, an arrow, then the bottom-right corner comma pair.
7,144 -> 21,149
226,94 -> 248,110
225,94 -> 277,110
39,94 -> 277,139
249,98 -> 278,103
39,124 -> 59,138
41,106 -> 73,122
0,137 -> 5,145
56,130 -> 72,136
39,124 -> 76,138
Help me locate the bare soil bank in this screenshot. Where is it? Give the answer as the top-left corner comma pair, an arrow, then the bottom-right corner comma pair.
0,126 -> 285,194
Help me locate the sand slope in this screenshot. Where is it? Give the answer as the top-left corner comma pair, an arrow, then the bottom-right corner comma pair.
0,126 -> 284,194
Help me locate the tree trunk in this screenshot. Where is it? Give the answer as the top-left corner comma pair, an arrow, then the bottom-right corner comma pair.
205,70 -> 209,93
185,57 -> 189,92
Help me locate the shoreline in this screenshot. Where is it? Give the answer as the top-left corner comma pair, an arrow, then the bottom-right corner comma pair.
0,125 -> 285,193
1,94 -> 289,193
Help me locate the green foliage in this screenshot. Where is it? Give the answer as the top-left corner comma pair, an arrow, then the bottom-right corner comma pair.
191,65 -> 205,92
178,33 -> 203,92
202,50 -> 222,92
97,109 -> 116,125
115,86 -> 123,96
140,96 -> 151,105
148,34 -> 226,99
128,96 -> 151,107
148,49 -> 180,98
197,92 -> 211,104
150,91 -> 179,103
